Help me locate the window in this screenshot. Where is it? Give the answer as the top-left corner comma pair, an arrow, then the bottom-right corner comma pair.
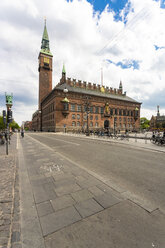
77,105 -> 81,112
123,110 -> 126,116
95,106 -> 99,114
131,111 -> 133,116
123,123 -> 126,128
64,103 -> 69,111
72,121 -> 76,126
95,122 -> 98,127
100,107 -> 104,114
90,106 -> 93,113
119,117 -> 122,122
119,109 -> 122,115
90,115 -> 93,120
83,115 -> 87,120
77,121 -> 80,126
95,115 -> 98,120
77,114 -> 80,120
90,122 -> 93,127
84,106 -> 89,112
83,122 -> 87,127
72,114 -> 76,119
71,104 -> 76,111
110,108 -> 113,115
115,109 -> 118,115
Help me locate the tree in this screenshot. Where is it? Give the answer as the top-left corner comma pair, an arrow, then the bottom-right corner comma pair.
140,117 -> 150,130
9,120 -> 20,130
0,115 -> 20,131
0,115 -> 5,130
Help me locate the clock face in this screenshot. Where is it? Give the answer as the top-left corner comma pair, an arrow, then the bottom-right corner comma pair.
44,57 -> 49,64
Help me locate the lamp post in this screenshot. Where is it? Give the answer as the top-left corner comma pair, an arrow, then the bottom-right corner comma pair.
134,107 -> 139,132
5,94 -> 13,155
62,87 -> 69,133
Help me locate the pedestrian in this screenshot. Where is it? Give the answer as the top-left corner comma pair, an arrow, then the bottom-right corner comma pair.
21,129 -> 24,138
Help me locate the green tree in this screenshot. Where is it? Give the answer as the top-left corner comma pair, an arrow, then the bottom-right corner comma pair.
0,115 -> 5,130
140,117 -> 150,130
9,120 -> 20,130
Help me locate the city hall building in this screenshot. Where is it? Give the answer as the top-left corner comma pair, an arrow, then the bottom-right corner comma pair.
32,22 -> 141,132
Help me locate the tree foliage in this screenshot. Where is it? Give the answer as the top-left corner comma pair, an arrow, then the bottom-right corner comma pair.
140,117 -> 150,129
0,115 -> 20,131
9,120 -> 20,130
0,116 -> 5,130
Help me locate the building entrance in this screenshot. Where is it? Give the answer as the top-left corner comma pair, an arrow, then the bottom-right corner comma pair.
104,120 -> 109,129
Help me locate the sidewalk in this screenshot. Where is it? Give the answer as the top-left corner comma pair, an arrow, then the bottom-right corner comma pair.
18,133 -> 165,248
0,134 -> 21,248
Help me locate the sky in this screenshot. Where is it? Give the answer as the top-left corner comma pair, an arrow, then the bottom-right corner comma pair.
0,0 -> 165,125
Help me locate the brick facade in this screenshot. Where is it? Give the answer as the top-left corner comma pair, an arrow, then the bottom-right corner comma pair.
40,79 -> 141,132
38,53 -> 53,110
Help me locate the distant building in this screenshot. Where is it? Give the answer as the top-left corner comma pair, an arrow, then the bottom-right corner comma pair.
24,121 -> 32,131
150,106 -> 165,129
32,22 -> 141,132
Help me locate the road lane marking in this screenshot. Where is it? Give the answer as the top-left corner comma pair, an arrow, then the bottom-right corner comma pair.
31,134 -> 80,146
54,137 -> 80,146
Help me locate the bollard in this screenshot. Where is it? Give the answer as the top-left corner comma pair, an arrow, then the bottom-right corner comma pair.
135,133 -> 137,142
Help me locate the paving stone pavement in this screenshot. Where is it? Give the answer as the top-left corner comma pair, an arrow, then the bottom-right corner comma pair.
0,133 -> 22,248
20,134 -> 124,240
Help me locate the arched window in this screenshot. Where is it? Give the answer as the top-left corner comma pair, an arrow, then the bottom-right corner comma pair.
72,121 -> 76,126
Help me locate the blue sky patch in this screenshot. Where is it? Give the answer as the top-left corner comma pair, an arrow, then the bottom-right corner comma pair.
66,0 -> 131,21
153,0 -> 165,8
107,59 -> 140,70
87,0 -> 130,21
154,45 -> 165,50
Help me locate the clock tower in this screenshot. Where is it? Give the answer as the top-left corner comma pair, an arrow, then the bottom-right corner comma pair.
38,20 -> 53,110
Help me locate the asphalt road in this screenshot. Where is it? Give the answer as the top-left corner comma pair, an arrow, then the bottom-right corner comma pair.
27,132 -> 165,213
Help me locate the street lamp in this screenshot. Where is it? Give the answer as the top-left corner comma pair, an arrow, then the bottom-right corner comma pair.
5,93 -> 13,155
63,87 -> 68,94
61,87 -> 69,118
134,107 -> 139,132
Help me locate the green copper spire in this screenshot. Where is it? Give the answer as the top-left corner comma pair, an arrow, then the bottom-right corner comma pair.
119,80 -> 122,89
62,64 -> 66,74
40,19 -> 53,56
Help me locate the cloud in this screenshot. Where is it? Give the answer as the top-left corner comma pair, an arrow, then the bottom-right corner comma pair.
0,0 -> 165,125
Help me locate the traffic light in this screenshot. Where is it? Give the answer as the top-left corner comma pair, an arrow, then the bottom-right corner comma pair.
7,109 -> 12,123
3,110 -> 6,125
